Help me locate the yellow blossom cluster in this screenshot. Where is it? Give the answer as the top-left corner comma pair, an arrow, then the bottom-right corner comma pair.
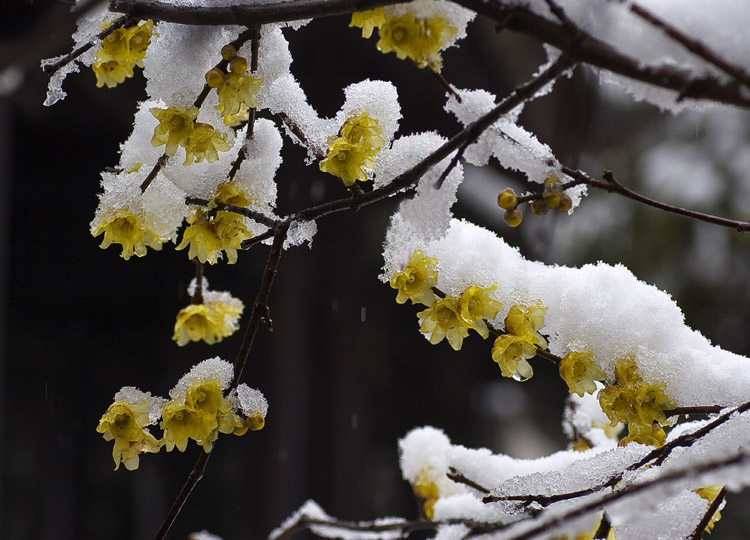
598,356 -> 676,446
92,20 -> 155,88
97,363 -> 268,470
559,350 -> 607,397
91,208 -> 165,260
161,380 -> 246,452
151,106 -> 231,165
412,468 -> 441,519
176,182 -> 254,264
490,301 -> 548,381
350,8 -> 457,71
173,291 -> 244,346
205,45 -> 263,126
390,250 -> 502,351
319,112 -> 385,186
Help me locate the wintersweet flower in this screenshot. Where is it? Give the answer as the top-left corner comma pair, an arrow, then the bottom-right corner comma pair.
598,356 -> 676,446
376,12 -> 457,72
176,210 -> 252,264
390,249 -> 439,305
183,123 -> 231,165
216,71 -> 263,119
350,8 -> 386,38
160,401 -> 207,452
96,400 -> 161,470
559,350 -> 607,397
150,106 -> 200,157
491,334 -> 537,381
413,468 -> 441,520
173,293 -> 244,346
417,297 -> 470,350
91,209 -> 164,259
319,112 -> 385,186
92,20 -> 155,88
210,181 -> 254,208
505,300 -> 548,346
456,284 -> 502,338
695,485 -> 724,534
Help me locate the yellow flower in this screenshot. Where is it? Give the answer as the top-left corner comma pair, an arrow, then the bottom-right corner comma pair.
505,300 -> 548,346
559,350 -> 606,397
162,380 -> 247,452
210,181 -> 254,208
216,72 -> 263,117
176,211 -> 252,264
390,249 -> 439,305
96,400 -> 161,470
183,123 -> 231,165
224,103 -> 250,126
598,357 -> 676,447
491,334 -> 536,381
160,401 -> 207,452
376,12 -> 457,72
151,106 -> 200,157
417,297 -> 470,351
413,468 -> 441,520
350,8 -> 386,38
695,485 -> 724,534
91,209 -> 164,260
456,284 -> 503,338
92,20 -> 155,88
173,295 -> 244,346
319,112 -> 385,186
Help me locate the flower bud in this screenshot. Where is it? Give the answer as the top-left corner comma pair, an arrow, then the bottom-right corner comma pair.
531,198 -> 548,215
557,194 -> 573,213
230,56 -> 248,74
221,44 -> 237,61
503,208 -> 523,227
497,188 -> 518,210
205,68 -> 225,88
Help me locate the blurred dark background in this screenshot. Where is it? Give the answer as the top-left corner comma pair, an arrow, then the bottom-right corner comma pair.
3,1 -> 750,539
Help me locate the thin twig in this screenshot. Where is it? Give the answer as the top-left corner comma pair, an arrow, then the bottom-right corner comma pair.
152,451 -> 211,540
447,468 -> 491,494
277,112 -> 326,160
42,14 -> 134,76
191,259 -> 204,304
185,197 -> 281,228
454,0 -> 750,108
230,224 -> 289,389
611,0 -> 750,90
689,486 -> 726,540
432,71 -> 462,103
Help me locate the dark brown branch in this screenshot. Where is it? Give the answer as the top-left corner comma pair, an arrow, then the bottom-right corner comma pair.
614,0 -> 750,90
666,405 -> 724,418
140,154 -> 169,192
153,451 -> 211,540
191,259 -> 204,304
185,197 -> 281,228
454,0 -> 750,109
689,486 -> 727,540
257,55 -> 573,244
277,112 -> 326,160
230,224 -> 289,389
111,0 -> 410,26
432,71 -> 462,103
561,167 -> 750,233
482,451 -> 747,540
42,13 -> 134,76
447,468 -> 491,494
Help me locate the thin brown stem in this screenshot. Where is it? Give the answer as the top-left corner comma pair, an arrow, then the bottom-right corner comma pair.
185,197 -> 281,228
152,451 -> 211,540
613,0 -> 750,90
191,259 -> 204,304
689,486 -> 726,540
447,468 -> 491,494
432,71 -> 462,103
278,112 -> 326,160
230,224 -> 289,389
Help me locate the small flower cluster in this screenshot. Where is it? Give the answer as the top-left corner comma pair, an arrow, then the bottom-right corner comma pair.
151,106 -> 231,165
559,350 -> 607,397
92,20 -> 155,88
490,301 -> 548,381
91,208 -> 165,260
205,44 -> 263,126
390,250 -> 502,351
351,9 -> 457,72
598,356 -> 676,446
319,112 -> 385,186
497,175 -> 572,228
176,182 -> 254,264
96,358 -> 268,470
173,279 -> 244,346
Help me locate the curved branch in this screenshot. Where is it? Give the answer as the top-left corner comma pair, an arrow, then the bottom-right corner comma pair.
110,0 -> 411,26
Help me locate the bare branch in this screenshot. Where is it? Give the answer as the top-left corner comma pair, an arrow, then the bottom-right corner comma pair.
153,451 -> 211,540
